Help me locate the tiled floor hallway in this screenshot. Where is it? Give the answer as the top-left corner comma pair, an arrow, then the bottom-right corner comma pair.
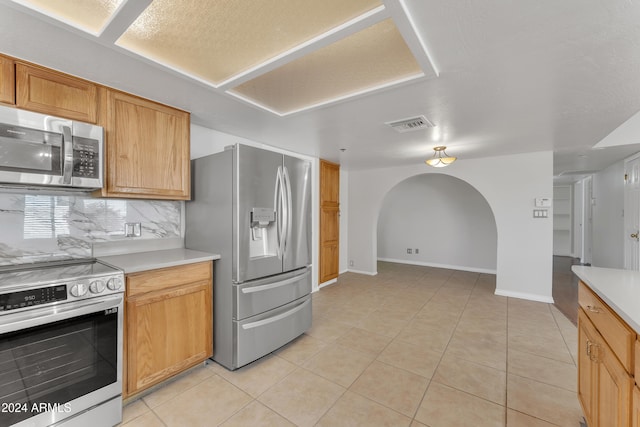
120,261 -> 583,426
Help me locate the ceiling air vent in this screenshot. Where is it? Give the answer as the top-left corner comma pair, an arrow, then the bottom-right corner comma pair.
385,115 -> 435,133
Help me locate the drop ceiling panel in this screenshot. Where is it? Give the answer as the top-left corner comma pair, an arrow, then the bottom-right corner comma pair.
116,0 -> 382,85
12,0 -> 123,34
229,19 -> 423,114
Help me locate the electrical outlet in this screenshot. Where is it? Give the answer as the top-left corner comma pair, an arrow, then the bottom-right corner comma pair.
407,248 -> 412,254
349,260 -> 354,267
415,248 -> 419,254
125,222 -> 142,237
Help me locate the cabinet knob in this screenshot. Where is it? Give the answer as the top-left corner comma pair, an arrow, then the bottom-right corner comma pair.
631,232 -> 639,240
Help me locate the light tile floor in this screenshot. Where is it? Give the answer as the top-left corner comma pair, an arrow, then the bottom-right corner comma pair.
119,262 -> 584,427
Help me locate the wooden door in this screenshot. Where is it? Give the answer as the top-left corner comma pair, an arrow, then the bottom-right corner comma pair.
15,63 -> 98,122
578,310 -> 597,425
0,55 -> 14,105
319,159 -> 340,284
102,89 -> 190,200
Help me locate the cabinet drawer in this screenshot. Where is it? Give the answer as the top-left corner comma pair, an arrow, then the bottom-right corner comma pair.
127,261 -> 212,296
579,281 -> 635,373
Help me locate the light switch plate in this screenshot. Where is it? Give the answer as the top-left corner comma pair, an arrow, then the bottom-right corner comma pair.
533,209 -> 548,218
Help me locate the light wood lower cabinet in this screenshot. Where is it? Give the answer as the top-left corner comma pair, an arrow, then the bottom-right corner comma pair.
578,280 -> 637,427
578,309 -> 633,427
124,261 -> 213,398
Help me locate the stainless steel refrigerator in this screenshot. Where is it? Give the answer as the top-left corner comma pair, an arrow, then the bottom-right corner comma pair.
185,144 -> 312,370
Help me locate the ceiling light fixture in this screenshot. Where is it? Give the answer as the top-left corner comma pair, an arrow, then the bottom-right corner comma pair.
425,146 -> 456,167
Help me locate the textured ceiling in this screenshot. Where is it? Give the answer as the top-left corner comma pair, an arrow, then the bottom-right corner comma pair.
230,18 -> 423,114
117,0 -> 383,86
2,0 -> 640,177
13,0 -> 122,34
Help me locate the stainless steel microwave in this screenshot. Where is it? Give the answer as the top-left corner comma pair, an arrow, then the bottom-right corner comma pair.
0,105 -> 103,189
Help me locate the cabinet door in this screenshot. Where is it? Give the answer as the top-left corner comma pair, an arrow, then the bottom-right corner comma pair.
103,90 -> 190,200
596,338 -> 633,427
578,309 -> 598,425
126,281 -> 212,395
0,55 -> 14,105
633,385 -> 640,427
15,63 -> 97,122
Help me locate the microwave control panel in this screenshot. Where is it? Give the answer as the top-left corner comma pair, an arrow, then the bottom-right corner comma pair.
72,136 -> 100,178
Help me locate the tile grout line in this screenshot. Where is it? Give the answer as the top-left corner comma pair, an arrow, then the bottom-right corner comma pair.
408,271 -> 480,424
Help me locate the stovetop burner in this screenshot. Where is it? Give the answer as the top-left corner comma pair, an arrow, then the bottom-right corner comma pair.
0,258 -> 124,314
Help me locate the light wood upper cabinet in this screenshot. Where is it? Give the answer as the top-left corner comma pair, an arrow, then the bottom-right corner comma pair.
15,63 -> 98,123
99,89 -> 191,200
319,159 -> 340,284
0,55 -> 15,105
124,261 -> 213,398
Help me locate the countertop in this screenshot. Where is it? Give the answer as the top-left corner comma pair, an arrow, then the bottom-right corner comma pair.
99,248 -> 220,274
572,265 -> 640,333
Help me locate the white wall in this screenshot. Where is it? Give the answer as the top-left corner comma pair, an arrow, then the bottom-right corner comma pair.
348,151 -> 554,302
591,160 -> 624,268
377,174 -> 497,273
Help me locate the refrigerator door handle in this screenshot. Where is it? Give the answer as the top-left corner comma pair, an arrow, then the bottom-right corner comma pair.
241,298 -> 309,330
282,166 -> 292,255
241,269 -> 311,294
274,166 -> 285,259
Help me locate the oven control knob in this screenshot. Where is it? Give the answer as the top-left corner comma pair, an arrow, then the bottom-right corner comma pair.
89,280 -> 105,294
107,277 -> 123,291
70,283 -> 88,297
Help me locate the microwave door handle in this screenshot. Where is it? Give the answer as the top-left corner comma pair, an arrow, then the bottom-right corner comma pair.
62,125 -> 74,185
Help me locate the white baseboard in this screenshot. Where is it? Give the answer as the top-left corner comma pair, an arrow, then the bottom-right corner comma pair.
318,278 -> 337,288
494,289 -> 554,304
346,269 -> 378,276
377,258 -> 496,275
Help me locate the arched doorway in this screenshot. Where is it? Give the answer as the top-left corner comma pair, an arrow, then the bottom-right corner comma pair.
376,173 -> 497,274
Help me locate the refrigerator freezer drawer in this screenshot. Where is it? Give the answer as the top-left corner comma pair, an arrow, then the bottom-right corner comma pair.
234,295 -> 311,369
234,267 -> 311,320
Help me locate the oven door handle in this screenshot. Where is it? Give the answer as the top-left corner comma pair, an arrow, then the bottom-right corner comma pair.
0,295 -> 123,334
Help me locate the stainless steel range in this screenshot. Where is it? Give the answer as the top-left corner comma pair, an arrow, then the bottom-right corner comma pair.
0,259 -> 124,427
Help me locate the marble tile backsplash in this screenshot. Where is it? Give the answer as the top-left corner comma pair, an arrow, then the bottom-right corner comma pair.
0,191 -> 182,265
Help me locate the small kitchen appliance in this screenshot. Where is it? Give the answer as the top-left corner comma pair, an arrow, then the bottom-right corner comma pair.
0,105 -> 103,189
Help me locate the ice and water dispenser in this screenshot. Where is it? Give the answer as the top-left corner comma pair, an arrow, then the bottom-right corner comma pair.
249,207 -> 277,259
